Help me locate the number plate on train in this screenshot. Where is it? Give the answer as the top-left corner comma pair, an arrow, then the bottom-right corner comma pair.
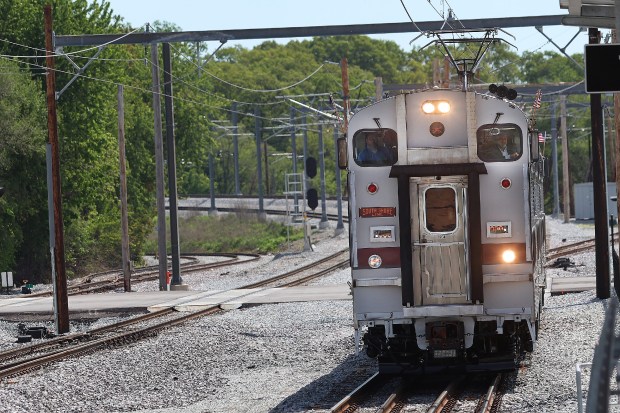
486,221 -> 512,238
370,226 -> 395,242
433,349 -> 457,358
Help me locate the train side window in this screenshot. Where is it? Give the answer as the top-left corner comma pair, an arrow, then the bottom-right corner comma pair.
353,129 -> 398,166
476,125 -> 523,162
424,187 -> 457,233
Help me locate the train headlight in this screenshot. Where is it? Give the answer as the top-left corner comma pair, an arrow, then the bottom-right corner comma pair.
500,178 -> 512,189
422,100 -> 451,114
502,249 -> 516,263
368,254 -> 382,269
437,101 -> 451,113
422,101 -> 436,114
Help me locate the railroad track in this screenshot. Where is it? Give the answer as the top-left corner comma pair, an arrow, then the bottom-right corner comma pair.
329,372 -> 504,412
0,249 -> 349,380
22,253 -> 260,297
546,235 -> 619,262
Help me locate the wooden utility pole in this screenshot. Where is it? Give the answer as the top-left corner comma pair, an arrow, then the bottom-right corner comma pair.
340,57 -> 350,132
560,95 -> 571,223
117,85 -> 131,292
443,55 -> 450,88
374,77 -> 383,102
433,58 -> 440,87
44,5 -> 69,335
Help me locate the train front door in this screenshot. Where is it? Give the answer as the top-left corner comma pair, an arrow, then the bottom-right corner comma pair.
411,177 -> 470,306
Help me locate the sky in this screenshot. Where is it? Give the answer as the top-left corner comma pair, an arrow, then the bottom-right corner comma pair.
101,0 -> 593,56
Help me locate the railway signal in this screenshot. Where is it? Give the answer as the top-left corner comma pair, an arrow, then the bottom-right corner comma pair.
306,188 -> 318,210
305,157 -> 317,178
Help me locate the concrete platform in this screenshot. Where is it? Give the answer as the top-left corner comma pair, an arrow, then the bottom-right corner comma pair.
549,276 -> 598,294
0,284 -> 351,318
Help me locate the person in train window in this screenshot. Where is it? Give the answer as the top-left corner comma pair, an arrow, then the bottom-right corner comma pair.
357,134 -> 392,164
481,132 -> 519,161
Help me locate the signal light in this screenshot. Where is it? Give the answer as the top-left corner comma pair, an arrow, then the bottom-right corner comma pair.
497,85 -> 507,98
305,157 -> 317,178
307,188 -> 318,210
500,178 -> 512,189
367,182 -> 379,194
488,84 -> 517,101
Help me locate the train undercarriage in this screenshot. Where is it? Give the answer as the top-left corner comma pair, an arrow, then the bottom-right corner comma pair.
362,318 -> 536,375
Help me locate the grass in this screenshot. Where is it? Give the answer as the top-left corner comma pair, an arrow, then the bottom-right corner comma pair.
145,212 -> 305,254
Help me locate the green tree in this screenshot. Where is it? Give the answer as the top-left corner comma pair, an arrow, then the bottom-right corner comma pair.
0,59 -> 47,277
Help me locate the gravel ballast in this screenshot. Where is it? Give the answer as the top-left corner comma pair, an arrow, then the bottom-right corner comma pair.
0,217 -> 613,412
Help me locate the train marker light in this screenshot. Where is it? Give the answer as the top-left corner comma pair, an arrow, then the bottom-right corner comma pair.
500,178 -> 512,189
422,100 -> 450,114
367,182 -> 379,194
368,254 -> 382,269
502,249 -> 516,263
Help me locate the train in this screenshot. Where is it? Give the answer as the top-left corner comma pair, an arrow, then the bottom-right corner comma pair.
337,30 -> 546,374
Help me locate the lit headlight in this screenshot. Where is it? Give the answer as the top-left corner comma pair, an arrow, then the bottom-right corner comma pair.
422,100 -> 450,114
437,101 -> 451,113
422,101 -> 436,114
368,254 -> 382,269
502,249 -> 516,263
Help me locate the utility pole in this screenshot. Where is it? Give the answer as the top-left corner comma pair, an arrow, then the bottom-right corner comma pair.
340,58 -> 350,132
551,101 -> 560,218
255,107 -> 264,214
150,43 -> 167,290
614,29 -> 620,220
443,55 -> 451,88
117,85 -> 131,292
560,95 -> 571,223
333,126 -> 344,234
44,5 -> 69,335
589,27 -> 610,300
232,102 -> 241,195
162,43 -> 184,289
374,77 -> 383,102
264,141 -> 270,195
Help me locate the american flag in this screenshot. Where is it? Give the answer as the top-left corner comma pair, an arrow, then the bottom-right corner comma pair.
538,132 -> 545,143
532,89 -> 542,110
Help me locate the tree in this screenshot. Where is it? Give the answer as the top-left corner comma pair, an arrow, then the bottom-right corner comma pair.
0,59 -> 47,278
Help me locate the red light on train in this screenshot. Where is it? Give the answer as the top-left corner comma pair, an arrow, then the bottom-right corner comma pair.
500,178 -> 512,189
367,182 -> 379,194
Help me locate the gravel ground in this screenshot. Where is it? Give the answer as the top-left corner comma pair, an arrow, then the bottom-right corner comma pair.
0,217 -> 615,412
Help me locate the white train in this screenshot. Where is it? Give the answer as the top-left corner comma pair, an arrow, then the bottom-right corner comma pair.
337,34 -> 546,374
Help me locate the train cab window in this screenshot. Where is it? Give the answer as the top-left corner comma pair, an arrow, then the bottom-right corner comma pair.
353,129 -> 398,166
424,187 -> 457,232
476,125 -> 523,162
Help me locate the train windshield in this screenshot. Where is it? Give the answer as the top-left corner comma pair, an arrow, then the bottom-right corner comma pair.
353,129 -> 398,166
476,124 -> 523,162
